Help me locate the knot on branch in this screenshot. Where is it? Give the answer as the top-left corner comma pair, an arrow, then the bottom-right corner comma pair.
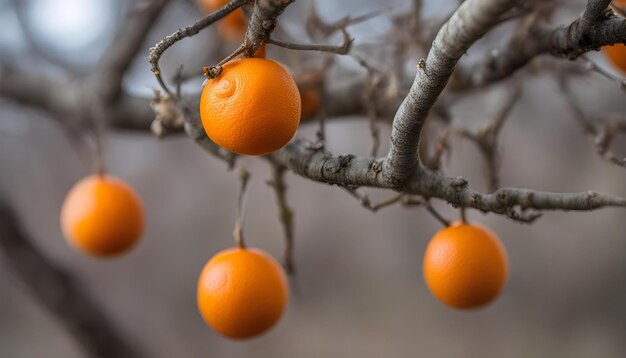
370,160 -> 384,174
150,91 -> 185,138
450,177 -> 468,189
506,207 -> 542,224
519,192 -> 534,209
586,190 -> 599,208
496,189 -> 508,204
323,154 -> 355,176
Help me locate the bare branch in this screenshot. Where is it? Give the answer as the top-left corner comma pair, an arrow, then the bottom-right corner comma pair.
559,80 -> 626,167
148,0 -> 248,94
579,54 -> 626,90
469,0 -> 626,87
384,0 -> 520,187
306,5 -> 389,39
0,203 -> 145,358
0,62 -> 78,115
267,29 -> 353,54
267,162 -> 296,274
457,83 -> 522,192
340,186 -> 406,212
242,0 -> 295,55
421,200 -> 452,227
267,139 -> 626,216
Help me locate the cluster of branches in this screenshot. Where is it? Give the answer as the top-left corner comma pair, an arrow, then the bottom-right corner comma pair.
1,0 -> 626,357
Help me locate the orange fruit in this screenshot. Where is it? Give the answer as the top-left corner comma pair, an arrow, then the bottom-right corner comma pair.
423,222 -> 508,309
197,247 -> 289,339
198,0 -> 247,41
60,175 -> 144,258
200,58 -> 301,155
603,43 -> 626,74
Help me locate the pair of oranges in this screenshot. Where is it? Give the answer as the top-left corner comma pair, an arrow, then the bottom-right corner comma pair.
59,173 -> 289,339
59,0 -> 308,342
195,221 -> 509,339
59,175 -> 287,336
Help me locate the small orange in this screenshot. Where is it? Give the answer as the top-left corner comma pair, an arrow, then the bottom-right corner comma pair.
198,0 -> 247,41
603,43 -> 626,74
197,247 -> 288,339
60,175 -> 144,258
200,58 -> 301,155
423,222 -> 508,309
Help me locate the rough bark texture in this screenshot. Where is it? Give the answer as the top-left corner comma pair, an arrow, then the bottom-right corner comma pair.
384,0 -> 521,187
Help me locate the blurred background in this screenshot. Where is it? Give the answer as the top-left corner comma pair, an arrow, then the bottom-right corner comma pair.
1,0 -> 625,357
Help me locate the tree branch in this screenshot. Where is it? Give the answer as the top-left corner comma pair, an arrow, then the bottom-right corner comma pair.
148,0 -> 248,94
0,203 -> 145,358
383,0 -> 520,187
267,161 -> 296,273
469,0 -> 626,87
242,0 -> 295,55
268,139 -> 626,216
266,28 -> 353,54
0,62 -> 78,115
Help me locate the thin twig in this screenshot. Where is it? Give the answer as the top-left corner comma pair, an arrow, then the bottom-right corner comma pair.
558,79 -> 626,168
352,52 -> 383,157
233,167 -> 251,249
405,199 -> 452,227
267,162 -> 296,274
148,0 -> 248,95
267,28 -> 353,54
306,5 -> 389,39
340,186 -> 405,212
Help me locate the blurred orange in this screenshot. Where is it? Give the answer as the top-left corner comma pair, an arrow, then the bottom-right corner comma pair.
60,175 -> 144,257
197,247 -> 288,339
423,222 -> 508,309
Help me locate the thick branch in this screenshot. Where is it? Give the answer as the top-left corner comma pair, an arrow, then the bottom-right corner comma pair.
383,0 -> 519,187
0,62 -> 78,114
270,141 -> 626,215
242,0 -> 295,55
470,0 -> 626,87
0,203 -> 144,358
